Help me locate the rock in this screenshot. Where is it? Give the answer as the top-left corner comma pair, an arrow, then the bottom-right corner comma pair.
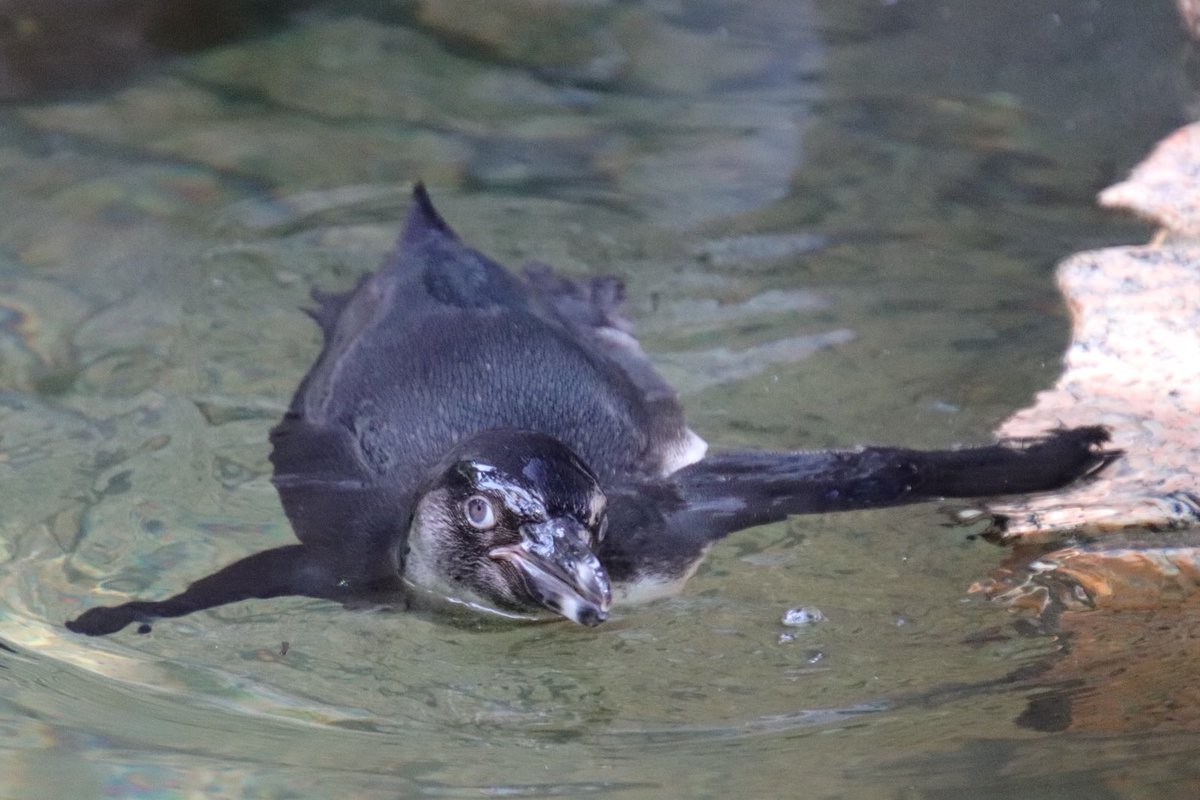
978,245 -> 1200,542
1099,122 -> 1200,237
415,0 -> 624,84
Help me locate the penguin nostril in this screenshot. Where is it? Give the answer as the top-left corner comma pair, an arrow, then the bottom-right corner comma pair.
577,606 -> 608,627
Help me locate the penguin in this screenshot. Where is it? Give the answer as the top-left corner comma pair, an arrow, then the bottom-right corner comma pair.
66,185 -> 1115,636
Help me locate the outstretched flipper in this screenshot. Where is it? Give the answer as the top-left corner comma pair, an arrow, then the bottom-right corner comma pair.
63,545 -> 392,636
672,426 -> 1116,539
600,427 -> 1117,588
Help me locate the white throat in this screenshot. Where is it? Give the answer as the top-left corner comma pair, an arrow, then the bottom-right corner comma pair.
403,489 -> 464,599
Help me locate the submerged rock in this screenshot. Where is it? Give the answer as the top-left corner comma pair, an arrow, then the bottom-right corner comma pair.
0,0 -> 291,100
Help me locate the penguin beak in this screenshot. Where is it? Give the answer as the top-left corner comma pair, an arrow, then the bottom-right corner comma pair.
489,518 -> 612,626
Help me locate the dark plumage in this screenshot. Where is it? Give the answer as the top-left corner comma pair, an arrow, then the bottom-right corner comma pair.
66,185 -> 1117,636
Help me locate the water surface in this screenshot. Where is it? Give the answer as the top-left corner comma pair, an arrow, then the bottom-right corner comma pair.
0,1 -> 1193,797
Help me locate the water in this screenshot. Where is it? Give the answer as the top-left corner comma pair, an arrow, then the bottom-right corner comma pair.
0,1 -> 1194,797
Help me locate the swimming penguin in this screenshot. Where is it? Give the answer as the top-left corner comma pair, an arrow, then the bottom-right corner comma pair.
66,185 -> 1115,636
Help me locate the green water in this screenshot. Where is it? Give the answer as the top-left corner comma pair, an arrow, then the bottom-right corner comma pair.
0,1 -> 1189,797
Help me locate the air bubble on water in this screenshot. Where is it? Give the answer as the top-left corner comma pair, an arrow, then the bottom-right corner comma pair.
781,606 -> 826,627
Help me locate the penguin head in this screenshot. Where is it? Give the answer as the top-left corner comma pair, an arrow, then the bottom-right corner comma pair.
404,430 -> 612,626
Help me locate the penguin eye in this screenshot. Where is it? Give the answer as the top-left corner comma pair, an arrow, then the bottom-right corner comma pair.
463,495 -> 496,530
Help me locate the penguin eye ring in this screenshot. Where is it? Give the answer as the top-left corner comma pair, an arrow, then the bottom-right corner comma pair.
463,495 -> 496,530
